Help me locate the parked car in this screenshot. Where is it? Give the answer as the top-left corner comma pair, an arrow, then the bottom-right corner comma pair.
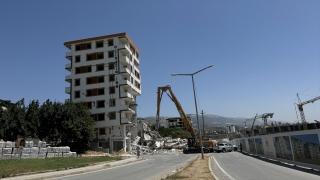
213,143 -> 234,153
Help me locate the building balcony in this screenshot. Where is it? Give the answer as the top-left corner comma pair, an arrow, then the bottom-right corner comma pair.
119,79 -> 131,86
119,67 -> 130,74
65,75 -> 72,83
65,63 -> 71,72
119,55 -> 130,66
119,105 -> 135,114
65,87 -> 70,94
121,118 -> 132,124
66,52 -> 72,61
118,36 -> 128,44
121,92 -> 133,99
118,44 -> 130,55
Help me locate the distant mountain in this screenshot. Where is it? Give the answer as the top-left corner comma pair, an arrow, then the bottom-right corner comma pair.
140,114 -> 253,127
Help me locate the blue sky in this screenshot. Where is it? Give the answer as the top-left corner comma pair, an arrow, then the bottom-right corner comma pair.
0,0 -> 319,123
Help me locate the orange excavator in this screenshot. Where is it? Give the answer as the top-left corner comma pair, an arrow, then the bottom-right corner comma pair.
156,85 -> 216,153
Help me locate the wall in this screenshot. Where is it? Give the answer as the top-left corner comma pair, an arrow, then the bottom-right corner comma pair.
231,129 -> 320,169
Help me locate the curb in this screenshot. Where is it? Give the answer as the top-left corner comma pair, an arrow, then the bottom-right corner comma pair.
4,156 -> 143,180
145,155 -> 198,180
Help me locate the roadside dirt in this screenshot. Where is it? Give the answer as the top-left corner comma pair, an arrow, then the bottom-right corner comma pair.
166,155 -> 215,180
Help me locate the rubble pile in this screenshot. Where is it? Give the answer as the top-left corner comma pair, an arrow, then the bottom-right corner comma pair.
0,140 -> 77,160
130,122 -> 188,156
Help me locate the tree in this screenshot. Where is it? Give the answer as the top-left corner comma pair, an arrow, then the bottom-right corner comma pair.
25,100 -> 40,139
59,101 -> 95,153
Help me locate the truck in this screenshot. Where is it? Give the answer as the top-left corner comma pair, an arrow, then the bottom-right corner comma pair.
156,85 -> 217,154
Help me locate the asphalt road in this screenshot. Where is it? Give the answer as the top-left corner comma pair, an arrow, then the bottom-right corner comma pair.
52,154 -> 197,180
210,152 -> 320,180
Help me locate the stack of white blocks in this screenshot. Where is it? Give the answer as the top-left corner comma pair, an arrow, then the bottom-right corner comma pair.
0,140 -> 76,160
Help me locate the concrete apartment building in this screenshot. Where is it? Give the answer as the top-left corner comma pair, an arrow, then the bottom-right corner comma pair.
64,33 -> 141,153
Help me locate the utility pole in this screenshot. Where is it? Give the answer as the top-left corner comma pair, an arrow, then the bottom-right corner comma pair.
201,110 -> 205,138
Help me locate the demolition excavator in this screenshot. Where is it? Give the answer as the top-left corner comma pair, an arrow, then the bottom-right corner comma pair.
156,85 -> 216,153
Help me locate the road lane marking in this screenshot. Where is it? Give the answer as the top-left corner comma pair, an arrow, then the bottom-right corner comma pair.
212,156 -> 236,180
208,155 -> 220,180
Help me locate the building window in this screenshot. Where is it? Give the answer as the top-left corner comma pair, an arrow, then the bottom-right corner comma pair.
97,52 -> 104,59
98,113 -> 105,121
109,99 -> 115,107
109,63 -> 115,70
86,102 -> 92,109
109,87 -> 115,94
136,53 -> 139,59
86,77 -> 92,84
74,91 -> 80,98
75,65 -> 92,74
75,79 -> 80,86
86,89 -> 92,96
97,100 -> 105,108
96,41 -> 103,48
97,88 -> 104,95
109,74 -> 115,82
97,76 -> 104,83
108,51 -> 114,58
108,112 -> 116,120
99,128 -> 105,135
108,39 -> 113,46
75,68 -> 80,74
96,64 -> 104,71
75,43 -> 91,51
75,55 -> 80,63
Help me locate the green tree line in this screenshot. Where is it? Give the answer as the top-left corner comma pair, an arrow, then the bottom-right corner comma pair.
148,123 -> 191,139
0,99 -> 95,153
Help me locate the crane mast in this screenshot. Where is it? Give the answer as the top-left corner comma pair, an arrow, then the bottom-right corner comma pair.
296,93 -> 320,130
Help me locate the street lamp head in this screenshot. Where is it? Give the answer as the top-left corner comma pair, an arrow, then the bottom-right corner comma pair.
208,64 -> 213,68
171,74 -> 177,76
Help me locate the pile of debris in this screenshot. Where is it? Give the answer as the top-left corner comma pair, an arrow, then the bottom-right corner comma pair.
130,122 -> 187,156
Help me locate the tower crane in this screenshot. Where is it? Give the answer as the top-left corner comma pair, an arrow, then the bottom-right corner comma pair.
296,93 -> 320,130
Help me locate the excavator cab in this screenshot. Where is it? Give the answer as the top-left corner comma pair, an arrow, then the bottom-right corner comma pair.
187,137 -> 198,148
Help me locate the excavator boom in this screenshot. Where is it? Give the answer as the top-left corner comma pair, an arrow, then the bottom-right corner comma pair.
156,85 -> 196,137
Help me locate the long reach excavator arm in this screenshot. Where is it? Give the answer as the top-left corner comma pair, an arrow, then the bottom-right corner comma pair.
156,85 -> 196,137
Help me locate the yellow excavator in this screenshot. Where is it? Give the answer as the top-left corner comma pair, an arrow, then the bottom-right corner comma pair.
156,85 -> 217,153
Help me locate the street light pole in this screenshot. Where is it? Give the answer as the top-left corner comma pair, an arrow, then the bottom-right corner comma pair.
171,64 -> 213,159
201,110 -> 205,137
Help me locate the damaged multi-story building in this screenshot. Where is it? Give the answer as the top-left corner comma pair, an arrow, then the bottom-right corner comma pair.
64,33 -> 141,153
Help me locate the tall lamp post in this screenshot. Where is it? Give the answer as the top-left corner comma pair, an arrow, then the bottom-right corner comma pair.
171,64 -> 213,159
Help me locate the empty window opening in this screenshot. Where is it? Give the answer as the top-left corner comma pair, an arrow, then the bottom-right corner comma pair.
97,52 -> 104,59
86,77 -> 92,84
75,79 -> 80,86
75,55 -> 80,63
99,128 -> 106,135
97,76 -> 104,83
109,74 -> 115,82
97,100 -> 105,108
98,114 -> 105,121
76,43 -> 91,51
97,88 -> 104,95
108,51 -> 114,58
86,89 -> 92,96
108,39 -> 113,46
96,41 -> 103,48
74,91 -> 80,98
109,63 -> 115,70
109,112 -> 116,120
86,102 -> 92,109
109,87 -> 115,94
96,64 -> 104,71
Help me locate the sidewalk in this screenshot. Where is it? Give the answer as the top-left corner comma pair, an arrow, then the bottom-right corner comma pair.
4,156 -> 143,180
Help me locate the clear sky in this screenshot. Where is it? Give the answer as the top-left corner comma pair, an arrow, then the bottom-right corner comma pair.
0,0 -> 319,123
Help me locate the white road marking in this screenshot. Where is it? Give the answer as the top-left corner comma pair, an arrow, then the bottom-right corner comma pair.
212,155 -> 236,180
